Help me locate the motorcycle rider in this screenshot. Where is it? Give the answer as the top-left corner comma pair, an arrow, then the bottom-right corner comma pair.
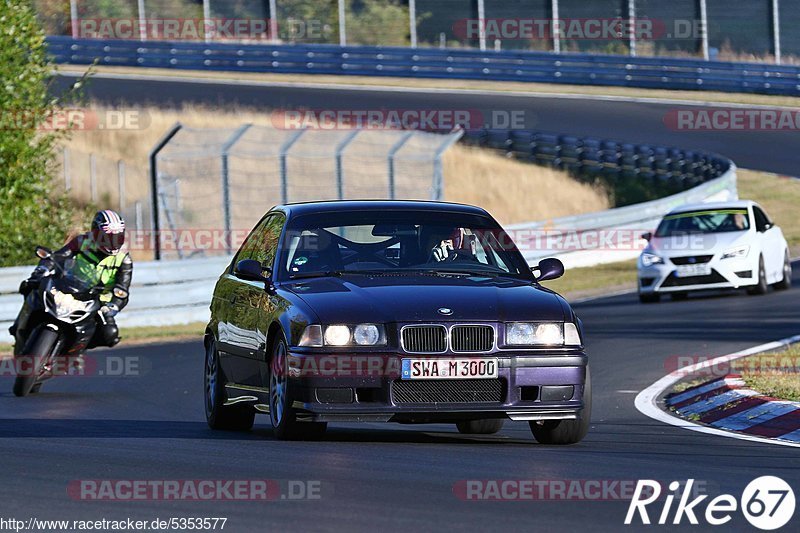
9,210 -> 133,351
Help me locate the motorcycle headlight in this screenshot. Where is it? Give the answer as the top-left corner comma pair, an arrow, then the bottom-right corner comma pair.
507,322 -> 567,346
721,245 -> 750,260
50,289 -> 88,318
640,252 -> 664,267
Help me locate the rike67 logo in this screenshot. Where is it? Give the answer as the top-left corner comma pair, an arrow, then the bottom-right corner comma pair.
625,477 -> 795,530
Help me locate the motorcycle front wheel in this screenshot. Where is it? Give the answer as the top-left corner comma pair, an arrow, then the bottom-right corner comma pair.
13,327 -> 59,397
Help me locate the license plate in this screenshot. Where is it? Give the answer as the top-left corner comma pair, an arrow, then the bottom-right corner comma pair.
401,358 -> 498,380
675,264 -> 711,278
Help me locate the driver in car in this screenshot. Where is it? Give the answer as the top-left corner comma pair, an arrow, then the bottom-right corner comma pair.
9,210 -> 133,349
430,227 -> 479,262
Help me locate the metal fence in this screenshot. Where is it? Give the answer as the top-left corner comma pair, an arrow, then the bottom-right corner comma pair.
150,124 -> 463,260
39,1 -> 800,63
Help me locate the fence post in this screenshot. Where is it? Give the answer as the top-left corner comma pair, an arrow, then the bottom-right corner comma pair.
220,124 -> 252,255
279,129 -> 308,205
89,153 -> 97,203
432,129 -> 464,201
70,0 -> 78,38
335,130 -> 361,200
269,0 -> 278,42
203,0 -> 212,42
149,123 -> 183,260
387,131 -> 414,200
773,0 -> 782,64
699,0 -> 709,60
63,148 -> 71,192
409,0 -> 418,48
628,0 -> 637,57
477,0 -> 486,51
551,0 -> 561,54
118,160 -> 126,210
338,0 -> 347,46
137,0 -> 147,41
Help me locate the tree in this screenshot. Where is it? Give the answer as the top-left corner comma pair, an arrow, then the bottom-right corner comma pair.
0,0 -> 77,266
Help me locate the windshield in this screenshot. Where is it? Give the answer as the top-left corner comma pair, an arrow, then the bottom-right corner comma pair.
279,210 -> 532,280
655,209 -> 750,238
51,257 -> 102,294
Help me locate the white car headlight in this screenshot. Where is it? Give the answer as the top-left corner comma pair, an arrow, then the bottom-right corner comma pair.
640,253 -> 664,267
721,245 -> 750,260
506,322 -> 566,346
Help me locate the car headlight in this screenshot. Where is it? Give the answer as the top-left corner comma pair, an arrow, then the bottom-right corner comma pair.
506,322 -> 581,346
298,324 -> 387,347
721,245 -> 750,260
640,252 -> 664,267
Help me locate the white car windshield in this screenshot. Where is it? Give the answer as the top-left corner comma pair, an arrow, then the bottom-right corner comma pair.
655,209 -> 750,237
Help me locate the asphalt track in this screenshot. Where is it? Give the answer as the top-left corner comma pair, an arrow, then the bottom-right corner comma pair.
53,73 -> 800,176
2,268 -> 799,532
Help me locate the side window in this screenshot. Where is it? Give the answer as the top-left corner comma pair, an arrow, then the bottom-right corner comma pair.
234,214 -> 286,268
752,207 -> 771,232
252,214 -> 285,269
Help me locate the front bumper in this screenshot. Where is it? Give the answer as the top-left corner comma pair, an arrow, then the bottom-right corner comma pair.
638,255 -> 758,294
285,351 -> 588,423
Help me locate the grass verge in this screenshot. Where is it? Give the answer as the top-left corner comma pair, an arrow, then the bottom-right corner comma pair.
60,65 -> 800,108
740,346 -> 800,402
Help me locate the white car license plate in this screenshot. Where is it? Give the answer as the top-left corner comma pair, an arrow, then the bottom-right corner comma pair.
401,358 -> 498,380
675,264 -> 711,278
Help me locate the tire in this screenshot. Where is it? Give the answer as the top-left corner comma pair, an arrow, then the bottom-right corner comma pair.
456,419 -> 505,435
638,292 -> 660,304
13,328 -> 58,397
204,338 -> 255,431
747,256 -> 768,295
530,366 -> 591,445
269,334 -> 327,441
670,292 -> 688,301
773,251 -> 792,291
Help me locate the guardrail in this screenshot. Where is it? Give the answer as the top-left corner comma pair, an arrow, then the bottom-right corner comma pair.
0,256 -> 231,345
47,37 -> 800,96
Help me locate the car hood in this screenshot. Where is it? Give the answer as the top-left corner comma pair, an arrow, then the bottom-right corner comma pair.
283,274 -> 568,324
648,230 -> 749,258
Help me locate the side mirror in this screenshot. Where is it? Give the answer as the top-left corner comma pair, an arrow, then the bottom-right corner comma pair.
234,259 -> 272,283
35,246 -> 53,260
641,232 -> 652,242
533,258 -> 565,282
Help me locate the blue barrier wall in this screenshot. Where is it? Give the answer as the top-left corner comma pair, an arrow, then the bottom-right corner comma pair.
47,37 -> 800,96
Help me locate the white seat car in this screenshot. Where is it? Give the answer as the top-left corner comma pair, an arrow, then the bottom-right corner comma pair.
638,201 -> 791,303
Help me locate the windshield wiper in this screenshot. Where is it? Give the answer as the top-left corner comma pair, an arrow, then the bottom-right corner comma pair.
288,271 -> 343,280
422,269 -> 503,278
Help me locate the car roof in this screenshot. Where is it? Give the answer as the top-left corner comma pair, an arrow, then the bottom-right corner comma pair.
271,199 -> 491,218
666,200 -> 757,215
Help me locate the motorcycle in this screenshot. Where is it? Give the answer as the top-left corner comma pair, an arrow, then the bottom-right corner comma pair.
11,246 -> 127,397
